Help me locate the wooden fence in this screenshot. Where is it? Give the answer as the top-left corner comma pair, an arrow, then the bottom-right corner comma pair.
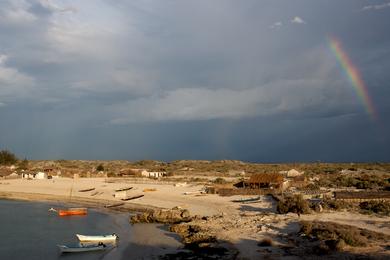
216,188 -> 279,196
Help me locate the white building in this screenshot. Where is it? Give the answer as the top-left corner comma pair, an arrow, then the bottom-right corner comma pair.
286,169 -> 304,178
35,172 -> 48,179
141,170 -> 167,178
22,172 -> 48,179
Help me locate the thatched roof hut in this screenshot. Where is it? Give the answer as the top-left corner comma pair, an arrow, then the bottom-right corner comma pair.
234,173 -> 284,189
248,173 -> 284,184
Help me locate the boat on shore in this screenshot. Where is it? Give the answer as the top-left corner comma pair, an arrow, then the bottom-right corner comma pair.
231,196 -> 261,203
76,234 -> 118,242
115,187 -> 133,192
58,243 -> 107,253
121,194 -> 144,201
78,187 -> 95,192
58,208 -> 87,216
90,191 -> 104,196
104,202 -> 125,208
143,188 -> 157,192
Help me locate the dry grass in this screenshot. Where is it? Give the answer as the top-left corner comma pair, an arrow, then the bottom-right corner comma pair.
277,194 -> 311,215
300,221 -> 390,248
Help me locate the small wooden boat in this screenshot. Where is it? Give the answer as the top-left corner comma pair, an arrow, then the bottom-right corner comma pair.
115,187 -> 133,192
143,188 -> 157,192
76,234 -> 118,242
58,208 -> 87,216
183,191 -> 201,195
104,202 -> 125,208
78,188 -> 95,192
121,194 -> 144,201
58,243 -> 106,253
232,196 -> 261,203
90,191 -> 99,196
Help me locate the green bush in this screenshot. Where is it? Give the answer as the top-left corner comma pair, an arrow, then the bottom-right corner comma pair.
0,150 -> 18,165
96,164 -> 104,171
18,158 -> 29,170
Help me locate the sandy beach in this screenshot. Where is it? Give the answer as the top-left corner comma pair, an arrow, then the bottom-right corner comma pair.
0,178 -> 236,215
1,177 -> 390,259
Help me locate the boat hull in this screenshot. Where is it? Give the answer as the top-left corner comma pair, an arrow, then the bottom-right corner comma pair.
58,208 -> 87,216
231,196 -> 261,203
58,244 -> 106,253
76,234 -> 118,242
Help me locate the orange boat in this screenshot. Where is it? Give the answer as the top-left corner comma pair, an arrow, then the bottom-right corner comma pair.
58,207 -> 87,216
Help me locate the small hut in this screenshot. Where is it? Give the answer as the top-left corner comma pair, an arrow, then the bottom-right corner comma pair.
235,173 -> 284,189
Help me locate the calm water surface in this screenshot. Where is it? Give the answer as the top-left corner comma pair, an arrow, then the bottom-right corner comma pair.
0,199 -> 179,260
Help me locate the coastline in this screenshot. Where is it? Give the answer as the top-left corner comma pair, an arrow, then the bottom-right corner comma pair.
2,178 -> 390,258
0,178 -> 231,216
0,199 -> 183,259
0,191 -> 159,213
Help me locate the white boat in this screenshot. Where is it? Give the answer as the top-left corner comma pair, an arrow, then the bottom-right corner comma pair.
76,234 -> 118,242
58,243 -> 106,253
231,196 -> 261,203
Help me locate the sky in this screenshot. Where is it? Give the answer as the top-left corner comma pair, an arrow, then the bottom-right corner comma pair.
0,0 -> 389,162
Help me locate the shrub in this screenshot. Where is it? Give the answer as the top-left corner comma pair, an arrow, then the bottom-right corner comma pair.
305,183 -> 320,190
300,221 -> 368,247
258,238 -> 273,247
277,194 -> 310,215
321,197 -> 353,211
18,158 -> 29,170
213,177 -> 227,184
0,150 -> 18,165
96,164 -> 104,171
359,201 -> 390,216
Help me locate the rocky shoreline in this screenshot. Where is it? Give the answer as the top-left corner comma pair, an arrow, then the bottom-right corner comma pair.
130,208 -> 239,259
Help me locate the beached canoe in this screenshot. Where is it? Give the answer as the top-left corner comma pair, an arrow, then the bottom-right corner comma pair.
115,187 -> 133,192
58,208 -> 87,216
76,234 -> 118,242
143,188 -> 157,192
231,196 -> 261,203
78,188 -> 95,192
58,243 -> 106,253
121,194 -> 144,201
104,202 -> 125,208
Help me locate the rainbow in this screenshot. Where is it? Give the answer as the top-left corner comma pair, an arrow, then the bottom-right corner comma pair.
328,36 -> 378,120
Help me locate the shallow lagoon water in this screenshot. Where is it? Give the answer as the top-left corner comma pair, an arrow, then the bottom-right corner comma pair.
0,199 -> 181,260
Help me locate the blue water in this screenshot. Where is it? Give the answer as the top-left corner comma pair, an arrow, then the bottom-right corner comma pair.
0,199 -> 137,259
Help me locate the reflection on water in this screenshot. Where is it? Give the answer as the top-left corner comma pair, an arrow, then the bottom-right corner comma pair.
0,199 -> 180,260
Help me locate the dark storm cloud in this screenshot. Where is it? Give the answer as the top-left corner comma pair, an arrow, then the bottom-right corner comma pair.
0,0 -> 389,161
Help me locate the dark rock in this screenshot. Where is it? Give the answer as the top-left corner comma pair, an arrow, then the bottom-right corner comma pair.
130,208 -> 192,224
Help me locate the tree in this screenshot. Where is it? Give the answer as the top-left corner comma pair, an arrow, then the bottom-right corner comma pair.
96,164 -> 104,171
0,150 -> 18,165
18,158 -> 29,170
